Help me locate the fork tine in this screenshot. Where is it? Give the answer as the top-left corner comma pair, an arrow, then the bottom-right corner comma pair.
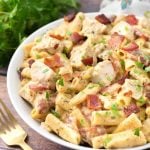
0,99 -> 17,124
0,109 -> 12,132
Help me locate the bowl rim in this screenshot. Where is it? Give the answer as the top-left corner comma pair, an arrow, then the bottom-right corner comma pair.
7,12 -> 150,150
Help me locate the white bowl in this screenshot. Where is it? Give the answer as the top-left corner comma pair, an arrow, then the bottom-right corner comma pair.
7,12 -> 150,150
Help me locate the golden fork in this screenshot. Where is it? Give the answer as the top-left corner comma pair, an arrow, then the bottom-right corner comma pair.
0,99 -> 32,150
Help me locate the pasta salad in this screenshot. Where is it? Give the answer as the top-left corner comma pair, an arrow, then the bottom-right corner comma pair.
18,12 -> 150,149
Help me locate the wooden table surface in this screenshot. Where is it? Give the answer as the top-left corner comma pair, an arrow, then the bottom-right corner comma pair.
0,0 -> 101,149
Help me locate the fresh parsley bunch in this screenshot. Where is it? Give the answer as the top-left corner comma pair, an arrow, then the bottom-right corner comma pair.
0,0 -> 78,66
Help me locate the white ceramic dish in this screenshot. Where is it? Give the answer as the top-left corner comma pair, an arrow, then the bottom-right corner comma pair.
7,12 -> 150,150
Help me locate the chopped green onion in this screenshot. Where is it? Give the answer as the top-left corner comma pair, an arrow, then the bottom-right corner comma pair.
125,26 -> 129,31
66,30 -> 72,36
106,76 -> 112,81
103,135 -> 112,147
120,59 -> 125,70
134,128 -> 140,136
57,78 -> 64,86
135,61 -> 144,69
36,54 -> 41,59
51,110 -> 60,118
45,91 -> 50,100
98,37 -> 106,44
79,16 -> 84,20
111,103 -> 120,117
137,97 -> 146,105
80,119 -> 85,126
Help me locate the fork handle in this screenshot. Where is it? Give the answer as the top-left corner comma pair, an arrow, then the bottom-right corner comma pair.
19,141 -> 33,150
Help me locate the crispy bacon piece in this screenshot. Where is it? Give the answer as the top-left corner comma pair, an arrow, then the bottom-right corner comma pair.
82,57 -> 93,66
123,103 -> 140,117
125,15 -> 138,25
49,34 -> 64,40
117,71 -> 129,85
70,32 -> 87,44
95,14 -> 111,25
124,90 -> 132,97
44,54 -> 63,69
122,42 -> 139,52
64,12 -> 76,22
87,94 -> 102,110
108,33 -> 125,49
28,59 -> 35,68
29,84 -> 49,92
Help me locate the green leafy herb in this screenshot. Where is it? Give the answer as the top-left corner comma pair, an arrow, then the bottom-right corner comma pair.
98,80 -> 105,87
137,97 -> 146,105
45,91 -> 50,100
102,93 -> 109,96
135,61 -> 144,69
36,54 -> 41,59
42,68 -> 49,73
66,30 -> 72,36
111,103 -> 120,117
51,110 -> 60,118
145,66 -> 150,72
98,37 -> 106,44
79,15 -> 84,20
80,119 -> 85,126
125,26 -> 129,31
103,135 -> 112,147
88,84 -> 98,89
120,59 -> 125,70
134,128 -> 140,136
0,0 -> 79,66
57,78 -> 64,86
106,76 -> 112,82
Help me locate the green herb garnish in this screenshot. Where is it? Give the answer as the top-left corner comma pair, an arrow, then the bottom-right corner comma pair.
125,26 -> 129,31
111,103 -> 120,117
120,59 -> 125,70
36,54 -> 41,59
66,30 -> 72,36
45,91 -> 50,100
106,76 -> 112,82
80,119 -> 85,126
137,97 -> 146,105
99,37 -> 106,44
51,110 -> 60,118
135,61 -> 144,69
134,128 -> 140,136
57,78 -> 64,86
103,135 -> 112,147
